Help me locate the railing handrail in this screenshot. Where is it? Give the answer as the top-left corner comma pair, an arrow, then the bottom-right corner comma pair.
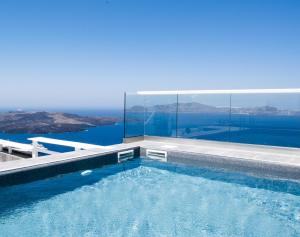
137,88 -> 300,95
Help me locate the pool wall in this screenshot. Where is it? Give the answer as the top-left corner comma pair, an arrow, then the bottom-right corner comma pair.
140,148 -> 300,180
1,135 -> 300,187
135,136 -> 300,181
0,148 -> 140,187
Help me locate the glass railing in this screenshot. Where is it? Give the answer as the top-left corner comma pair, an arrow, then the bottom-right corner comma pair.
124,90 -> 300,148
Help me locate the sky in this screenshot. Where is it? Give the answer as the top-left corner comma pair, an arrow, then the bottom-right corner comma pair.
0,0 -> 299,109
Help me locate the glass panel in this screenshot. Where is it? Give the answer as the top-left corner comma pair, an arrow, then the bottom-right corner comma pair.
177,94 -> 231,141
230,93 -> 300,148
124,94 -> 145,138
144,95 -> 177,137
124,91 -> 300,149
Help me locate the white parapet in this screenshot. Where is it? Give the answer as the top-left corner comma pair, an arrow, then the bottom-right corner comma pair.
28,137 -> 110,151
0,139 -> 34,157
0,139 -> 57,158
0,139 -> 33,153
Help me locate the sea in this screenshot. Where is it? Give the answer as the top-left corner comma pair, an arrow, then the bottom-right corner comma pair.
1,109 -> 300,152
0,109 -> 124,153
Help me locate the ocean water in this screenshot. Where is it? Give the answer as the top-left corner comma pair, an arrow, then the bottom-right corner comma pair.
1,109 -> 300,150
0,109 -> 124,152
1,159 -> 300,237
127,112 -> 300,148
0,125 -> 124,152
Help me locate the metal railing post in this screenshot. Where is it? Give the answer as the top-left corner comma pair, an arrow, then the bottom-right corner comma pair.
32,141 -> 39,158
229,93 -> 232,141
123,92 -> 127,139
176,93 -> 179,137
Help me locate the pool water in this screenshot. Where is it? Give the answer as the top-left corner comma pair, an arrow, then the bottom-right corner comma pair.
1,159 -> 300,237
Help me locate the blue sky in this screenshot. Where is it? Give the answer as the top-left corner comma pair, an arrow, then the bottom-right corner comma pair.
0,0 -> 299,108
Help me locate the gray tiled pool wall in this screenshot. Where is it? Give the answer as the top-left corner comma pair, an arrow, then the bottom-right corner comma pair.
0,148 -> 141,187
1,133 -> 300,187
140,147 -> 300,181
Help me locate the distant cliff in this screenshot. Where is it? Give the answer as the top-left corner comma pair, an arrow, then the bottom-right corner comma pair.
0,111 -> 120,134
128,102 -> 300,116
128,103 -> 225,113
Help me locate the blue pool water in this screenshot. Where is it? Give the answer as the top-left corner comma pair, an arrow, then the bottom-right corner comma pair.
1,159 -> 300,236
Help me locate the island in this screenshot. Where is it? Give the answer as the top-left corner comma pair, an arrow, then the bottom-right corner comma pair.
128,102 -> 300,116
0,111 -> 120,134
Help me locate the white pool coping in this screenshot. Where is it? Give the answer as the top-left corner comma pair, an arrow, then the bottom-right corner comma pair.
1,136 -> 300,181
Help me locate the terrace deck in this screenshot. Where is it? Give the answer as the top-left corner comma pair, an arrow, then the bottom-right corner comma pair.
0,136 -> 300,186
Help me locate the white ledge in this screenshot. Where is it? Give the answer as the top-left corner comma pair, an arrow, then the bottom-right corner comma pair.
137,88 -> 300,95
28,137 -> 107,150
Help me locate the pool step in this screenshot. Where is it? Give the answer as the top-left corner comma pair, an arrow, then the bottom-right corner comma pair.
146,149 -> 167,162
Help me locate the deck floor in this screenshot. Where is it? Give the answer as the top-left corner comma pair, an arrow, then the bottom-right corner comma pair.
1,136 -> 300,180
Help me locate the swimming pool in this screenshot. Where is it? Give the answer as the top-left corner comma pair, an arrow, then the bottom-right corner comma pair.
1,158 -> 300,237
